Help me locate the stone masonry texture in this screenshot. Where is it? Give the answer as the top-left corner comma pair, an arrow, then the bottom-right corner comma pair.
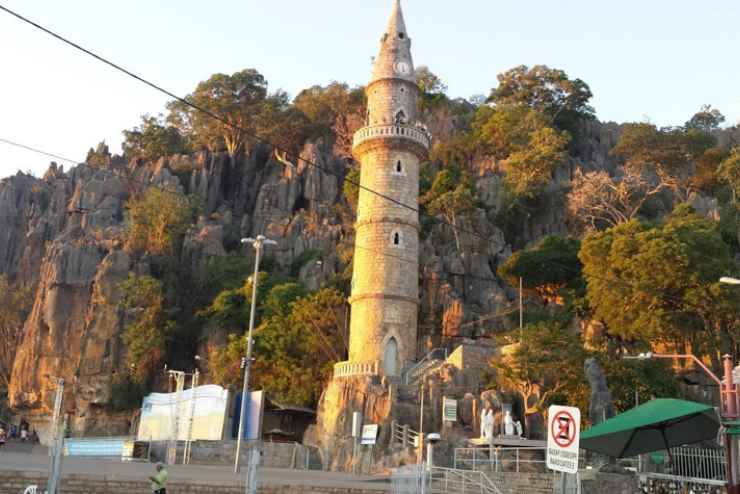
347,0 -> 426,374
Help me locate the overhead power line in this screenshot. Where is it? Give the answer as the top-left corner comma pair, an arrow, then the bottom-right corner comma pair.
1,4 -> 728,315
0,137 -> 80,165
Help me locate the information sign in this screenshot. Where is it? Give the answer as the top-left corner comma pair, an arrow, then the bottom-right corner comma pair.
361,424 -> 379,445
546,405 -> 580,474
442,397 -> 458,422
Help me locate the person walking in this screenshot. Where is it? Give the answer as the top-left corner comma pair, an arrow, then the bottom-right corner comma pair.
0,425 -> 6,448
148,462 -> 168,494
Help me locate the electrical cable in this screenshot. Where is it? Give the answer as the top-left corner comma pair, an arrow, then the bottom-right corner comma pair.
0,137 -> 80,165
2,5 -> 731,315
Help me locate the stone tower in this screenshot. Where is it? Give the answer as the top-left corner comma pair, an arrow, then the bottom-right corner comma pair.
342,0 -> 430,378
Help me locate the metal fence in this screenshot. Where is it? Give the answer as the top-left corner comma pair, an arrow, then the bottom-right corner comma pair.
671,445 -> 726,481
638,472 -> 726,493
391,465 -> 507,494
454,446 -> 549,473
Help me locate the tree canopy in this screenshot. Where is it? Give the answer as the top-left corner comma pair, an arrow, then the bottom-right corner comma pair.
474,104 -> 569,197
488,65 -> 595,136
119,274 -> 174,383
488,321 -> 587,433
122,114 -> 190,162
579,206 -> 740,365
125,187 -> 195,256
167,69 -> 269,157
497,235 -> 582,302
209,287 -> 346,406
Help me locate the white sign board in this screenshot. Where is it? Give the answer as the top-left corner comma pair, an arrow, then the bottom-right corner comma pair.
443,397 -> 458,422
546,405 -> 580,474
733,365 -> 740,386
361,424 -> 379,445
137,384 -> 229,441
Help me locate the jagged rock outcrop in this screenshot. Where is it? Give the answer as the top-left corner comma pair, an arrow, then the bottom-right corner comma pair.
1,119 -> 697,439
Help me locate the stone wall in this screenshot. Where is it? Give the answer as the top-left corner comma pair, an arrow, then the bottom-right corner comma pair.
0,471 -> 387,494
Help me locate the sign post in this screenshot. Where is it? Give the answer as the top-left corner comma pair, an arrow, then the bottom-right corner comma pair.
442,397 -> 458,423
546,405 -> 580,475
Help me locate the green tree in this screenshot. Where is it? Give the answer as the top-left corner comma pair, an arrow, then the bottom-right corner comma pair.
343,167 -> 361,211
263,282 -> 306,319
0,275 -> 33,388
488,65 -> 595,136
119,274 -> 174,383
293,82 -> 366,156
122,114 -> 189,161
685,104 -> 726,133
488,321 -> 587,435
598,354 -> 681,412
612,123 -> 716,195
475,104 -> 569,197
209,288 -> 346,406
415,65 -> 448,112
421,165 -> 477,251
125,188 -> 194,256
167,69 -> 268,157
497,236 -> 582,302
579,207 -> 740,367
719,147 -> 740,202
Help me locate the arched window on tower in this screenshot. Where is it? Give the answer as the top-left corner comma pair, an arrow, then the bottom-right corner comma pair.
392,160 -> 404,175
391,231 -> 402,247
394,110 -> 407,126
383,337 -> 399,376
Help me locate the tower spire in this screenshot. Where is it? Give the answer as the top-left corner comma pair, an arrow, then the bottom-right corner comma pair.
385,0 -> 407,39
371,0 -> 415,84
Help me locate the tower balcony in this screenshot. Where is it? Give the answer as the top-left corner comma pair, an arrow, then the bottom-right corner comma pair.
352,124 -> 431,157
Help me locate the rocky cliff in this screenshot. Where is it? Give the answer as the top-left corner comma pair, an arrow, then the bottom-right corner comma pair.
2,118 -> 720,439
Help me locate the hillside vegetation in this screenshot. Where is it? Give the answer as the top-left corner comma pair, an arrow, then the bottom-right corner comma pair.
0,65 -> 738,433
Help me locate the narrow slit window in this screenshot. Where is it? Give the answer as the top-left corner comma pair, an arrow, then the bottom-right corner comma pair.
393,232 -> 400,246
396,161 -> 402,173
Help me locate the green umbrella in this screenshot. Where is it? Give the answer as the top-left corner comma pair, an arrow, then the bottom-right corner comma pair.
580,398 -> 720,458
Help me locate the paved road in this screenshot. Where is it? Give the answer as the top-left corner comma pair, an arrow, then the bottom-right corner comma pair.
0,447 -> 390,491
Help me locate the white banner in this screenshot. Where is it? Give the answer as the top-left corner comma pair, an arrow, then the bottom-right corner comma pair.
137,384 -> 229,441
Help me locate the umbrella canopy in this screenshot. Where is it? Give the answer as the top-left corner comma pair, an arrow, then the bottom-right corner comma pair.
580,398 -> 720,458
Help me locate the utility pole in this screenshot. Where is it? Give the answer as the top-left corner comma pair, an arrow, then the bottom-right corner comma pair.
519,277 -> 524,340
183,368 -> 199,465
166,370 -> 186,465
235,235 -> 276,474
46,377 -> 64,494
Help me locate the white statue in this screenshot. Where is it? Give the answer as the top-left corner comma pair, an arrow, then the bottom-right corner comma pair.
514,420 -> 523,438
504,410 -> 514,436
480,407 -> 494,441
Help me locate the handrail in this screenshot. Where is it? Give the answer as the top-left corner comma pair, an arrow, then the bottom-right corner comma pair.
352,124 -> 432,152
403,348 -> 447,385
430,466 -> 504,494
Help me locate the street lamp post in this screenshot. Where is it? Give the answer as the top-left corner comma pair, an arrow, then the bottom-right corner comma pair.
234,235 -> 276,474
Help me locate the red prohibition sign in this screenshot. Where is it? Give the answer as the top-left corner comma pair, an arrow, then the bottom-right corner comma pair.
550,411 -> 576,448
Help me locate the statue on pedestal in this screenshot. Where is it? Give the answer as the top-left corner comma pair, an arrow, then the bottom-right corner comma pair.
503,410 -> 514,436
480,407 -> 494,442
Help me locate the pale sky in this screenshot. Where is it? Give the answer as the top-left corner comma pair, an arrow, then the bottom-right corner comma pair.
1,0 -> 738,178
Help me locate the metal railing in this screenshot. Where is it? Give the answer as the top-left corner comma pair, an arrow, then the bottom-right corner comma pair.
390,421 -> 420,448
671,445 -> 726,481
403,348 -> 447,385
639,472 -> 726,493
352,124 -> 432,152
429,467 -> 505,494
454,446 -> 549,473
391,465 -> 506,494
333,360 -> 379,378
